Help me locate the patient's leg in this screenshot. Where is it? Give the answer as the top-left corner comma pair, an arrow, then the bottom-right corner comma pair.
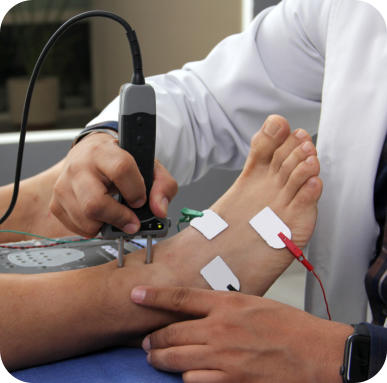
122,114 -> 322,296
99,115 -> 321,353
1,115 -> 322,370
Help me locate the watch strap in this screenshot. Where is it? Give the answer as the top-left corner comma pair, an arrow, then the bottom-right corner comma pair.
353,323 -> 371,337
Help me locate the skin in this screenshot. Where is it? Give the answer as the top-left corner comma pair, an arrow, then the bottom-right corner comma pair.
132,286 -> 353,383
0,115 -> 351,382
0,160 -> 74,243
49,131 -> 178,238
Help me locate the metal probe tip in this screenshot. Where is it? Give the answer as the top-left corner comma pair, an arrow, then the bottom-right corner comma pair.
117,236 -> 124,267
145,235 -> 153,264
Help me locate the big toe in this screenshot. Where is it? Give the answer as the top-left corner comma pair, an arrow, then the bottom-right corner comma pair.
244,115 -> 291,173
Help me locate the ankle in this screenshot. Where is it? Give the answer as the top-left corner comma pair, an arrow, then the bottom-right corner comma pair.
156,213 -> 294,296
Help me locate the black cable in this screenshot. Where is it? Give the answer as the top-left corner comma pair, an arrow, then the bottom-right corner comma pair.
0,10 -> 145,225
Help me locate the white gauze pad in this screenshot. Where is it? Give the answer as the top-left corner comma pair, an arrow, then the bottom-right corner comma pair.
190,209 -> 228,240
200,256 -> 240,291
249,207 -> 291,249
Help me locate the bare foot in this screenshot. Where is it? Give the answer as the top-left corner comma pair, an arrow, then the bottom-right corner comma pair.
208,115 -> 322,294
119,115 -> 322,298
213,114 -> 321,249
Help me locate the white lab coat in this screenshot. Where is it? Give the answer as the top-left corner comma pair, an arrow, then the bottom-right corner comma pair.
88,0 -> 387,323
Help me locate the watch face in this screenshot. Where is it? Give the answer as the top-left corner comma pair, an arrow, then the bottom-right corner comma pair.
347,334 -> 370,382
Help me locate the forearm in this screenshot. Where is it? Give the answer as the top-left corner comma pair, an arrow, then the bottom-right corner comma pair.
1,238 -> 190,370
1,221 -> 293,371
0,161 -> 74,243
1,265 -> 116,370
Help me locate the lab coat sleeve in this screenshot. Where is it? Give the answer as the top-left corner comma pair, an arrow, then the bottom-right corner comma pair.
87,0 -> 331,185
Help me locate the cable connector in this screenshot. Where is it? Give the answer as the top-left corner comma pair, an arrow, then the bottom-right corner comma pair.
177,208 -> 204,232
278,231 -> 331,320
278,232 -> 314,272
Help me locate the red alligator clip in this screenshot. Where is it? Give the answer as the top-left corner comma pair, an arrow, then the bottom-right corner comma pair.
278,232 -> 314,272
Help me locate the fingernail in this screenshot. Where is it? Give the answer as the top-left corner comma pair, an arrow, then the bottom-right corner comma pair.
301,141 -> 314,153
123,223 -> 139,234
160,197 -> 169,215
263,118 -> 281,137
131,287 -> 146,303
131,198 -> 146,208
295,129 -> 308,139
142,336 -> 151,352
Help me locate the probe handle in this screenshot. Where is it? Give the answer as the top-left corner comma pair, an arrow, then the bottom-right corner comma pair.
119,83 -> 156,222
101,83 -> 170,239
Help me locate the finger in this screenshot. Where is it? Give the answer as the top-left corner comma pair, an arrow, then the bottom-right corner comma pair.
97,147 -> 147,208
143,320 -> 207,351
148,345 -> 214,373
73,171 -> 141,234
149,161 -> 178,218
131,286 -> 221,316
183,370 -> 229,383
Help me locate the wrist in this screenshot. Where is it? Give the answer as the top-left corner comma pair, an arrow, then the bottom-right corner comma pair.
314,321 -> 354,383
72,127 -> 118,147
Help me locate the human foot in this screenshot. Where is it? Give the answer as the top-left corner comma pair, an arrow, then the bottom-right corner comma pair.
213,114 -> 321,249
148,115 -> 322,296
212,115 -> 322,294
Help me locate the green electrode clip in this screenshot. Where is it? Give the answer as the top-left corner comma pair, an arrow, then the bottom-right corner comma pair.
177,208 -> 204,232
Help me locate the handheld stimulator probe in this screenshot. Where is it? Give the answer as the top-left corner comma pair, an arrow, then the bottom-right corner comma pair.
0,10 -> 170,268
101,83 -> 170,266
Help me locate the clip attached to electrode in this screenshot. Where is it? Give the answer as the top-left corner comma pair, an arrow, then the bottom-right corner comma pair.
249,207 -> 331,319
249,207 -> 313,271
249,207 -> 291,248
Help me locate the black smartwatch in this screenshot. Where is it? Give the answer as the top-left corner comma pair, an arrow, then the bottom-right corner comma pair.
340,323 -> 371,383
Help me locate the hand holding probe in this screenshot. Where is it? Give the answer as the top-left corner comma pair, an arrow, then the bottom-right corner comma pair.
101,83 -> 170,266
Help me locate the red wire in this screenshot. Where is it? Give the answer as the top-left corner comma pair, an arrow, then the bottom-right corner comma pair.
278,232 -> 332,320
311,269 -> 332,320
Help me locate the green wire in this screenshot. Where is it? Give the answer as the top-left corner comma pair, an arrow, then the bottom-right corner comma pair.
0,229 -> 97,244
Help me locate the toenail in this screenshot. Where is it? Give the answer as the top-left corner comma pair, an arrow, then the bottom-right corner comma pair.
264,119 -> 282,137
306,156 -> 315,165
295,129 -> 308,139
301,141 -> 314,153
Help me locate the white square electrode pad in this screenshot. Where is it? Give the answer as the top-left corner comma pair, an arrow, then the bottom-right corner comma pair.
190,209 -> 228,240
249,207 -> 291,249
200,256 -> 240,291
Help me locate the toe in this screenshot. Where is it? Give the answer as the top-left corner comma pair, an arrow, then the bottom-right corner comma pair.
280,155 -> 320,204
290,176 -> 323,209
277,141 -> 317,185
285,176 -> 322,248
244,115 -> 291,174
270,129 -> 312,174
